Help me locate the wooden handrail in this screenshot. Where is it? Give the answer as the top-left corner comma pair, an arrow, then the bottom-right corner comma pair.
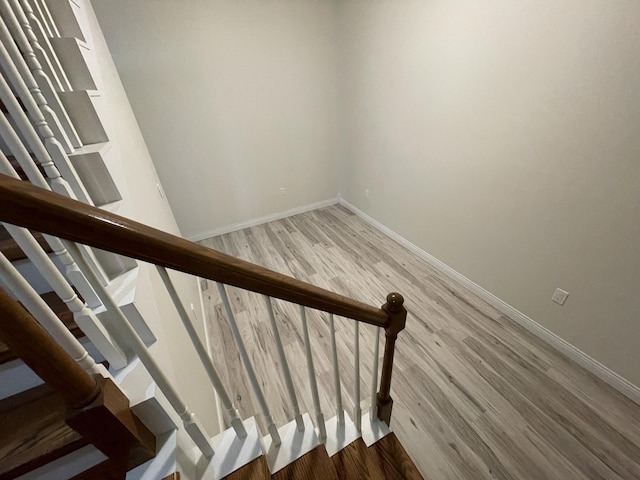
0,174 -> 388,327
0,285 -> 99,408
0,285 -> 155,472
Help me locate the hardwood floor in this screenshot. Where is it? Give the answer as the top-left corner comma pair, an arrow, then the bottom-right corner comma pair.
199,205 -> 640,479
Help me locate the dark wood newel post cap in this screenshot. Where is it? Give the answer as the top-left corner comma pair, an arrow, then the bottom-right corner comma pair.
385,292 -> 404,312
382,292 -> 407,337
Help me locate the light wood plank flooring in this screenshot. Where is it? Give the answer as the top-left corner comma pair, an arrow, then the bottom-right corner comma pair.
199,205 -> 640,479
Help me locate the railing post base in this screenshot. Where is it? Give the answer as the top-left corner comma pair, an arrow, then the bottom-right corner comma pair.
376,393 -> 394,426
65,376 -> 157,471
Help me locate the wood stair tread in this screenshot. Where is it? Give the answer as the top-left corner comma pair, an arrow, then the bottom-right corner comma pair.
366,433 -> 423,479
332,438 -> 385,480
0,292 -> 81,365
0,224 -> 52,262
272,445 -> 338,480
0,384 -> 90,479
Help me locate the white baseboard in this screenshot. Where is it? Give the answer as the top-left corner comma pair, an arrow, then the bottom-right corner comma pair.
338,197 -> 640,406
186,198 -> 339,242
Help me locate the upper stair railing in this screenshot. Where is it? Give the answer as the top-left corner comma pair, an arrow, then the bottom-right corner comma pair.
0,173 -> 407,465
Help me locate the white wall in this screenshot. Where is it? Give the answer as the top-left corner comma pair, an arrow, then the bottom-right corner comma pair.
85,1 -> 220,433
92,0 -> 340,240
339,0 -> 640,386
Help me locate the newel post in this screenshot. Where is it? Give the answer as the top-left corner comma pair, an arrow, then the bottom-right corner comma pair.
376,292 -> 407,426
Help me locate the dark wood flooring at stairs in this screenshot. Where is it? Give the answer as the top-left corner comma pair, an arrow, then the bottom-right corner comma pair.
0,384 -> 89,479
333,438 -> 385,479
367,433 -> 423,480
272,445 -> 337,480
224,434 -> 422,479
225,455 -> 270,479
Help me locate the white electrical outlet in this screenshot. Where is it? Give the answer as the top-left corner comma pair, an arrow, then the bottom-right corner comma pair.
280,187 -> 286,196
365,189 -> 370,198
552,288 -> 569,306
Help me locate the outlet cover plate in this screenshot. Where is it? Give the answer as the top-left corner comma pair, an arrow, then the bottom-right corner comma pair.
552,288 -> 569,306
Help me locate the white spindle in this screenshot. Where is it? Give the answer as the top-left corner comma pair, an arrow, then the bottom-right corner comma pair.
0,28 -> 89,201
1,0 -> 63,92
0,6 -> 81,149
0,78 -> 110,290
0,112 -> 103,306
12,0 -> 72,92
33,0 -> 59,38
0,78 -> 107,287
369,327 -> 381,421
216,283 -> 281,445
0,156 -> 112,369
4,222 -> 129,369
0,253 -> 102,376
264,295 -> 304,431
354,321 -> 361,432
329,313 -> 345,426
300,305 -> 326,442
27,0 -> 51,37
65,241 -> 215,458
157,267 -> 247,438
0,151 -> 126,368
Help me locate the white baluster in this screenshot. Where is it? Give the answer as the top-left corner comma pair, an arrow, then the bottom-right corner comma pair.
33,0 -> 59,37
5,222 -> 129,369
0,252 -> 103,376
0,33 -> 89,201
369,327 -> 381,421
354,321 -> 361,432
65,241 -> 215,458
0,5 -> 81,149
0,115 -> 104,306
27,0 -> 51,37
0,80 -> 107,288
12,0 -> 72,92
216,283 -> 281,446
329,313 -> 345,426
300,305 -> 326,442
0,151 -> 126,370
157,266 -> 247,438
1,0 -> 62,92
264,295 -> 304,431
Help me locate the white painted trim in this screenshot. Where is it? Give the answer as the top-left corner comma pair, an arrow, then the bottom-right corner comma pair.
324,412 -> 361,456
261,413 -> 320,474
186,198 -> 339,242
197,417 -> 262,480
197,277 -> 225,436
338,197 -> 640,406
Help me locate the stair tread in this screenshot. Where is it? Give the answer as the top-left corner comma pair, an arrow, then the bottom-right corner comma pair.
332,438 -> 386,480
0,292 -> 81,365
0,224 -> 52,261
0,384 -> 89,479
224,455 -> 269,479
366,433 -> 423,480
272,445 -> 338,480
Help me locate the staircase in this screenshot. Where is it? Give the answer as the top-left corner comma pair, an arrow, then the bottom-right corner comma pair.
0,1 -> 422,478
